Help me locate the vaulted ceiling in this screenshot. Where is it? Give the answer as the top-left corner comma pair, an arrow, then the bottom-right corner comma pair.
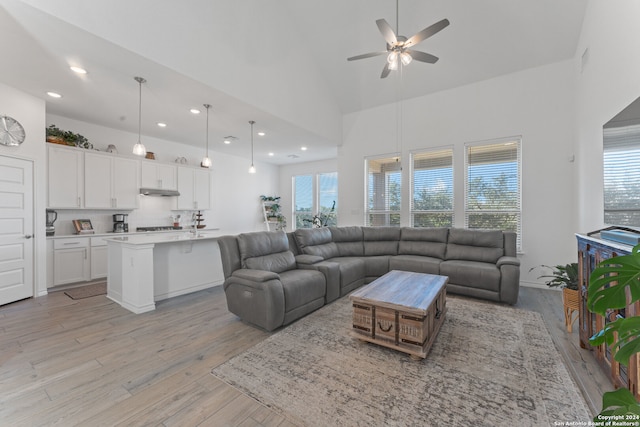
0,0 -> 587,164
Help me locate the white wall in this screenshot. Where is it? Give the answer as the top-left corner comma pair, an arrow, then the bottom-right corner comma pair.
278,158 -> 338,229
575,1 -> 640,232
0,82 -> 47,296
48,114 -> 279,235
340,60 -> 577,285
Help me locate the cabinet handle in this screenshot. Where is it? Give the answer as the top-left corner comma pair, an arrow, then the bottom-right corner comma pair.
194,201 -> 198,209
158,179 -> 163,188
24,234 -> 33,239
63,242 -> 81,245
77,197 -> 81,207
84,249 -> 87,259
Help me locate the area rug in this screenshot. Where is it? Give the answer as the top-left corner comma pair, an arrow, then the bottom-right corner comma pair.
64,282 -> 106,300
211,295 -> 591,426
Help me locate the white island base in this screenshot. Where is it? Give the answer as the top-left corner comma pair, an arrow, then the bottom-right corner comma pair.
106,232 -> 225,314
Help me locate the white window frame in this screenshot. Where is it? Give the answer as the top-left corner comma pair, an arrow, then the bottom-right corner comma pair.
364,154 -> 402,227
292,172 -> 338,230
410,146 -> 454,228
464,137 -> 522,250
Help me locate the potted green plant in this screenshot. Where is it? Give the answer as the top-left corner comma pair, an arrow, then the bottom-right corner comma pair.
531,263 -> 579,332
588,244 -> 640,418
46,124 -> 92,149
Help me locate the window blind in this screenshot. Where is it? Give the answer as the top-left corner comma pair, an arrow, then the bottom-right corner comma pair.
293,175 -> 313,229
411,148 -> 454,227
465,139 -> 522,249
366,156 -> 401,226
604,124 -> 640,225
318,172 -> 338,226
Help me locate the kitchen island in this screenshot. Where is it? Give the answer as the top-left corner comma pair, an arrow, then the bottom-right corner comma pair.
104,230 -> 227,313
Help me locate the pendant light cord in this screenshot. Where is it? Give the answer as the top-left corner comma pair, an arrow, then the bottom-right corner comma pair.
250,120 -> 255,166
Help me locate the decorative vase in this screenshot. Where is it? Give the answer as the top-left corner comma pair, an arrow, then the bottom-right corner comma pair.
562,287 -> 580,333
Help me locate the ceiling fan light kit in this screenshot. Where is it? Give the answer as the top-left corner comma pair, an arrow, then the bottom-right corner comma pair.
347,0 -> 449,78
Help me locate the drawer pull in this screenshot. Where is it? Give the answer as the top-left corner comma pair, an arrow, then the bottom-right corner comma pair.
377,321 -> 393,332
63,242 -> 80,245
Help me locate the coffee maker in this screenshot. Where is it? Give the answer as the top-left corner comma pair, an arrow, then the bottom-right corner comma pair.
112,213 -> 128,233
46,209 -> 57,236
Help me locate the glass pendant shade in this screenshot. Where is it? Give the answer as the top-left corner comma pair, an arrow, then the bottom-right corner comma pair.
201,104 -> 211,168
400,51 -> 412,66
132,77 -> 147,156
248,164 -> 256,174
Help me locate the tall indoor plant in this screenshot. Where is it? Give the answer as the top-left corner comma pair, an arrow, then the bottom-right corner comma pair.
588,244 -> 640,417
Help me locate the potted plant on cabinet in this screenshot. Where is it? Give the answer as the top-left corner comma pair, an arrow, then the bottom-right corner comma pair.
531,263 -> 580,332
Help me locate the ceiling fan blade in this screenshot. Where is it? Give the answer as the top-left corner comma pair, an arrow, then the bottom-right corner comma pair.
380,63 -> 392,79
376,19 -> 397,46
406,50 -> 439,64
404,18 -> 450,48
347,51 -> 387,61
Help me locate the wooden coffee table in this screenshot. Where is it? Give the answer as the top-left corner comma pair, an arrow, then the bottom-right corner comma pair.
349,270 -> 447,360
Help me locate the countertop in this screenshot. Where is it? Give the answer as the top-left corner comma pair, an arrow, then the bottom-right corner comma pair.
103,229 -> 227,245
47,228 -> 220,240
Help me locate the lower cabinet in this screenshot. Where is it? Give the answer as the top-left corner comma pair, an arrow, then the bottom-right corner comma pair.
53,238 -> 90,286
50,236 -> 108,287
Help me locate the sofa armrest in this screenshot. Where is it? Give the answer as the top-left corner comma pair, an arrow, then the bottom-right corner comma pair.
297,260 -> 340,303
231,268 -> 279,282
296,254 -> 324,265
497,256 -> 520,268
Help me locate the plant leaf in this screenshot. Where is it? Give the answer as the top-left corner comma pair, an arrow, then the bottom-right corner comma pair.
597,388 -> 640,420
588,245 -> 640,315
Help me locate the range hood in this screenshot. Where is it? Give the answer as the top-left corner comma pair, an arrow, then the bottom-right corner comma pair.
139,188 -> 180,197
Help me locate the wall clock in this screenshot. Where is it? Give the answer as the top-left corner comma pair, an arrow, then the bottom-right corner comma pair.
0,115 -> 26,146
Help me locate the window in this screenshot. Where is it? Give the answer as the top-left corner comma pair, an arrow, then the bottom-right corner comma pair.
465,138 -> 522,249
293,172 -> 338,229
411,148 -> 454,227
603,124 -> 640,225
366,155 -> 401,226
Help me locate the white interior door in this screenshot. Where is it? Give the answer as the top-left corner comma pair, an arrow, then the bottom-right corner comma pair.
0,155 -> 33,305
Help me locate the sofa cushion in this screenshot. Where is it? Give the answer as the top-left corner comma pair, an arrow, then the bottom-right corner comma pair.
389,255 -> 442,275
440,259 -> 501,292
445,228 -> 504,263
330,226 -> 364,256
363,255 -> 391,278
328,257 -> 366,288
237,231 -> 296,273
279,269 -> 326,309
398,227 -> 448,259
245,251 -> 296,274
363,227 -> 400,256
294,228 -> 339,259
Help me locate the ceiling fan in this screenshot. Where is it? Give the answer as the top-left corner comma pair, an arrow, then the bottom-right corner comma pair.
347,1 -> 450,78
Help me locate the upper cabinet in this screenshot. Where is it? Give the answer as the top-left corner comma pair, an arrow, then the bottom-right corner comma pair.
176,166 -> 211,210
84,152 -> 139,209
48,145 -> 84,208
140,161 -> 177,190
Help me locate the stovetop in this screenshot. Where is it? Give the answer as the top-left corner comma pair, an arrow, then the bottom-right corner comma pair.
136,226 -> 183,232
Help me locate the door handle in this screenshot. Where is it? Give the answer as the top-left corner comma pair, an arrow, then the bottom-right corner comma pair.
24,234 -> 33,239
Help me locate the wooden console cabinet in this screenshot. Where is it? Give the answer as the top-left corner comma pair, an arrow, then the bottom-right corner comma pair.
577,233 -> 640,399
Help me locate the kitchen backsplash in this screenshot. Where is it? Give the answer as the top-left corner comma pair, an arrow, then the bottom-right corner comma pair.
50,196 -> 208,235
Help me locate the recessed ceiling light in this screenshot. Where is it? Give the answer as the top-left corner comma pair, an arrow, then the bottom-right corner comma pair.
157,122 -> 167,127
47,92 -> 62,98
258,132 -> 265,136
223,136 -> 236,144
190,108 -> 201,114
268,152 -> 274,156
301,146 -> 307,151
70,66 -> 87,74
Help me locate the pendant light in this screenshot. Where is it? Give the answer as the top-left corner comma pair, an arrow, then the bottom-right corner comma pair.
132,76 -> 147,156
248,120 -> 256,174
201,104 -> 212,168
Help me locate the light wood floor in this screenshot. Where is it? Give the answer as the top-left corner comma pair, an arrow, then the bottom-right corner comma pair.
0,285 -> 612,425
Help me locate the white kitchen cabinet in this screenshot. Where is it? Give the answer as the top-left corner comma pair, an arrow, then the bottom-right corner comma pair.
90,237 -> 108,280
176,166 -> 211,210
85,152 -> 139,209
141,161 -> 177,190
48,145 -> 84,208
53,237 -> 90,286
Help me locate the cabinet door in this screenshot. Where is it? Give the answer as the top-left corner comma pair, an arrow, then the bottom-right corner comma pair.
90,246 -> 108,279
84,152 -> 113,208
194,169 -> 211,210
177,167 -> 195,209
48,146 -> 84,208
112,157 -> 139,209
140,162 -> 159,188
54,247 -> 90,285
156,164 -> 177,190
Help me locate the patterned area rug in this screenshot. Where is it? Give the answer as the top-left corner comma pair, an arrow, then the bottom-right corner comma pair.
211,295 -> 591,426
64,282 -> 107,300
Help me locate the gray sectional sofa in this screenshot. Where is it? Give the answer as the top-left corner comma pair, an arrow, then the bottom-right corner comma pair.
217,226 -> 520,331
